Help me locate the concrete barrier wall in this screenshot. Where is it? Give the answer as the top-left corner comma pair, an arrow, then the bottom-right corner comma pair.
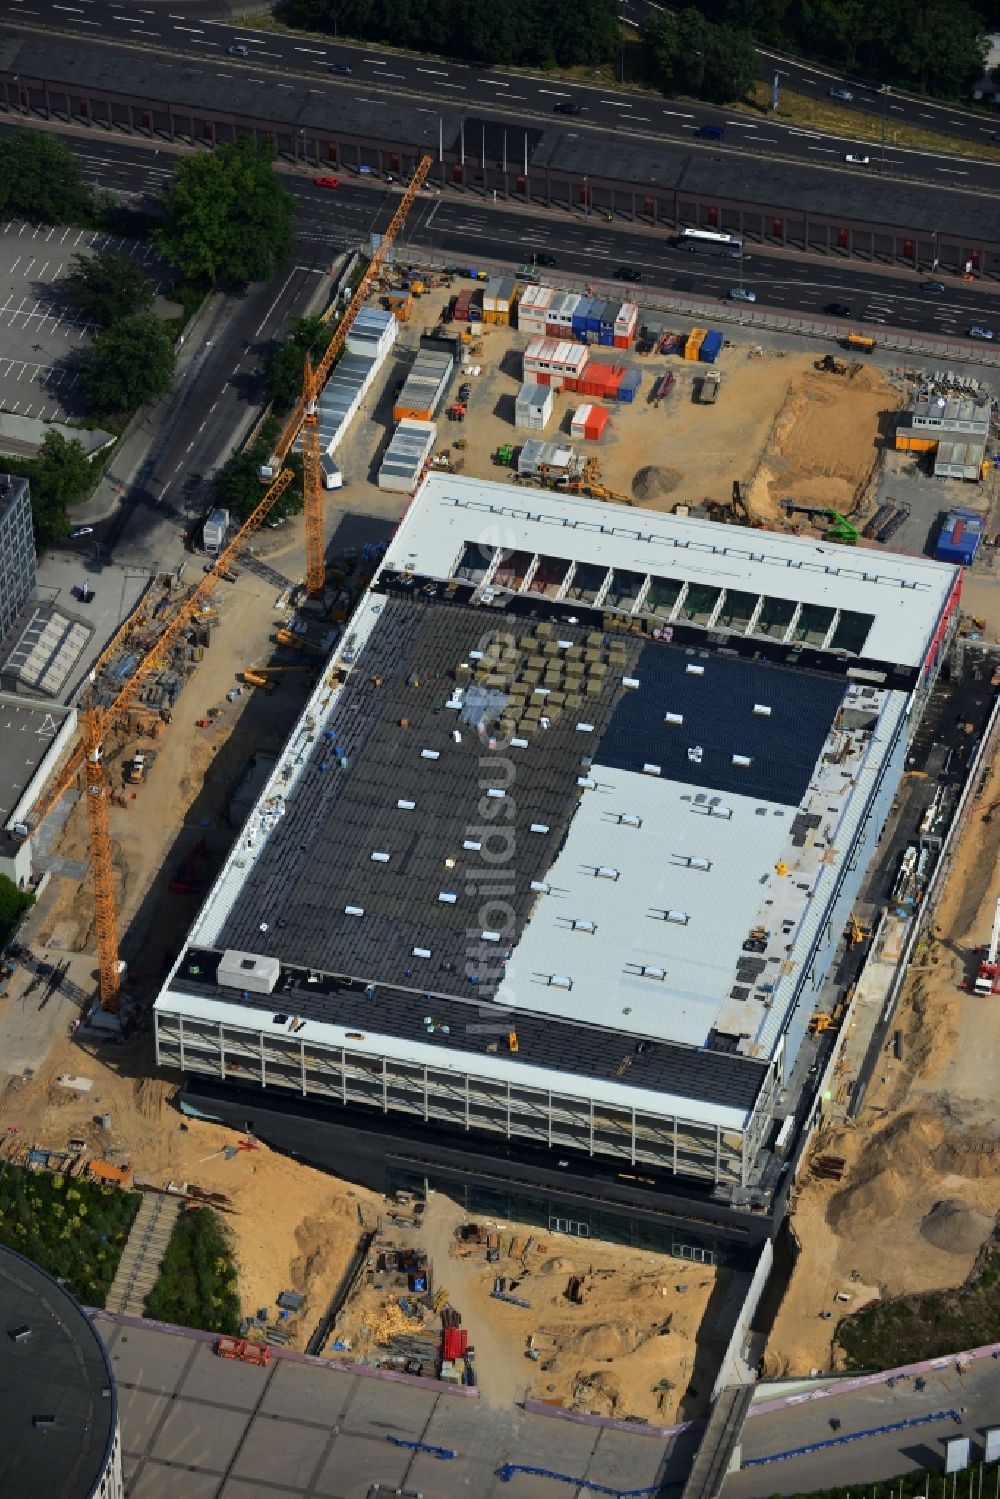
711,1240 -> 774,1402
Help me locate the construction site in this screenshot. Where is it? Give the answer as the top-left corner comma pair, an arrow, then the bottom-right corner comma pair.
3,153 -> 1000,1480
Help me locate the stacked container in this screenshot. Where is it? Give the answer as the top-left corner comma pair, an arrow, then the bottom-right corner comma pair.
314,308 -> 398,460
613,301 -> 638,350
699,330 -> 724,363
483,275 -> 518,326
598,304 -> 617,347
545,291 -> 582,339
574,360 -> 624,399
377,419 -> 437,492
515,381 -> 553,431
616,368 -> 642,403
523,337 -> 588,390
571,296 -> 598,342
571,403 -> 609,441
393,348 -> 454,421
685,327 -> 707,360
518,284 -> 556,336
453,287 -> 482,323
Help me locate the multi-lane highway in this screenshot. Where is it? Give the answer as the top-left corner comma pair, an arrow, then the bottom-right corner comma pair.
33,128 -> 1000,339
5,0 -> 1000,189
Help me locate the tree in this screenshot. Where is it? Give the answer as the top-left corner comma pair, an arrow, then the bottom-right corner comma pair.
77,315 -> 175,414
645,9 -> 756,102
155,136 -> 295,288
63,249 -> 154,327
0,873 -> 34,946
213,420 -> 303,523
0,130 -> 92,223
23,431 -> 94,549
262,315 -> 334,413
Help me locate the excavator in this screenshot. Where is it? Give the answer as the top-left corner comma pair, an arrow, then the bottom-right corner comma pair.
783,502 -> 859,545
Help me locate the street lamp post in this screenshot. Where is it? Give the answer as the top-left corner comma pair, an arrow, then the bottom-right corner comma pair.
878,84 -> 891,176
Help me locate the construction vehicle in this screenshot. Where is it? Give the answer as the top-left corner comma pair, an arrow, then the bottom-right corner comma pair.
698,370 -> 721,404
973,895 -> 1000,995
783,503 -> 859,545
16,155 -> 434,1017
275,626 -> 326,655
447,402 -> 467,422
844,332 -> 875,352
214,1336 -> 272,1366
815,353 -> 849,375
243,665 -> 318,692
169,837 -> 208,895
579,457 -> 635,507
124,753 -> 148,785
493,443 -> 514,467
846,913 -> 869,947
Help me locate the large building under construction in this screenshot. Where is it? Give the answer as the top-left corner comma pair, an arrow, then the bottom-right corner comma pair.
155,477 -> 961,1261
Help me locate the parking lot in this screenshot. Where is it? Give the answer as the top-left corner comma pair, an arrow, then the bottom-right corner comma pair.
0,220 -> 164,420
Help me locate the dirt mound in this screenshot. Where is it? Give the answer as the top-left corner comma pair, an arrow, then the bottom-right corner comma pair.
632,465 -> 681,502
541,1256 -> 574,1273
569,1322 -> 647,1360
570,1369 -> 621,1415
920,1199 -> 994,1254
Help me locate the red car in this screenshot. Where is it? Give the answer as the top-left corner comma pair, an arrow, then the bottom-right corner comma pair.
314,176 -> 340,190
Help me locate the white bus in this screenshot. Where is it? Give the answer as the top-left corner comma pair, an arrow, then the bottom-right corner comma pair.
676,227 -> 745,258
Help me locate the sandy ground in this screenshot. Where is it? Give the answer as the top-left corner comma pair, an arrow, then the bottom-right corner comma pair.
765,746 -> 1000,1376
331,1192 -> 725,1422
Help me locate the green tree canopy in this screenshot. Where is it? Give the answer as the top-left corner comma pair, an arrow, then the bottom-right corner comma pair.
63,248 -> 154,327
263,314 -> 334,413
19,431 -> 95,550
155,136 -> 295,288
213,419 -> 303,523
0,130 -> 92,223
644,9 -> 758,102
77,314 -> 175,414
0,874 -> 34,945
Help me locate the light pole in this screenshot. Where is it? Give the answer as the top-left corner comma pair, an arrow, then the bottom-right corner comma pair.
878,84 -> 891,176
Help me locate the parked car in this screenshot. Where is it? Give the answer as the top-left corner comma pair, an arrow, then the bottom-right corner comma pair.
553,100 -> 582,115
614,266 -> 642,283
824,302 -> 851,317
969,326 -> 995,340
829,87 -> 854,101
458,383 -> 472,401
729,287 -> 757,302
227,42 -> 249,55
844,153 -> 870,165
69,526 -> 94,539
314,176 -> 340,189
919,280 -> 945,293
329,63 -> 353,74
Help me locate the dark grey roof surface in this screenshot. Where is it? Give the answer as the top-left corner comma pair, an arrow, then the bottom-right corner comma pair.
7,33 -> 997,242
0,1246 -> 117,1499
597,646 -> 845,806
173,947 -> 769,1112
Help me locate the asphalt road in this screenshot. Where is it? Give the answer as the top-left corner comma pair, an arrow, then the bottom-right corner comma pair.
7,0 -> 1000,190
28,126 -> 1000,339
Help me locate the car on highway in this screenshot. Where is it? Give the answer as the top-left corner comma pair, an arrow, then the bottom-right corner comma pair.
969,326 -> 995,340
614,267 -> 642,283
919,280 -> 946,293
829,86 -> 854,101
695,124 -> 724,140
329,63 -> 353,74
844,153 -> 870,165
69,526 -> 94,539
824,302 -> 851,317
728,287 -> 757,302
553,100 -> 582,114
534,253 -> 558,268
227,43 -> 249,55
314,176 -> 340,189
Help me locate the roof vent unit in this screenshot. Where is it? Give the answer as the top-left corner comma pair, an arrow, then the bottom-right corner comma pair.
622,676 -> 640,689
218,950 -> 280,995
571,919 -> 596,933
469,650 -> 485,660
753,703 -> 772,716
438,891 -> 458,904
690,856 -> 712,871
371,851 -> 390,862
412,947 -> 432,959
687,746 -> 704,764
595,866 -> 620,881
7,1325 -> 31,1344
463,839 -> 482,851
576,722 -> 595,733
578,777 -> 596,789
397,799 -> 416,810
344,905 -> 365,918
665,910 -> 689,925
547,974 -> 573,990
626,964 -> 665,980
481,931 -> 501,942
421,749 -> 441,761
710,804 -> 733,820
486,787 -> 506,799
732,754 -> 752,768
686,664 -> 705,676
664,712 -> 683,726
642,763 -> 661,777
530,823 -> 550,834
511,737 -> 529,748
530,880 -> 550,893
618,813 -> 642,827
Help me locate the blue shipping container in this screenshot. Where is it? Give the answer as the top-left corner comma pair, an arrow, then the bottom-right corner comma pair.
598,329 -> 615,346
934,509 -> 984,567
572,297 -> 596,338
617,369 -> 642,403
699,331 -> 724,362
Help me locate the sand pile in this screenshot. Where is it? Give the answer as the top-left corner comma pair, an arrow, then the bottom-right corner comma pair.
568,1321 -> 650,1360
570,1369 -> 622,1415
919,1199 -> 994,1255
632,465 -> 681,502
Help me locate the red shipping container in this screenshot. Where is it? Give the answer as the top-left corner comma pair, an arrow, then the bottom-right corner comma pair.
442,1327 -> 469,1359
613,334 -> 632,350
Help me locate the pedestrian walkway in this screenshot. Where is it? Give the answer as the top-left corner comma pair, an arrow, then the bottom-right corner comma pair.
105,1192 -> 181,1317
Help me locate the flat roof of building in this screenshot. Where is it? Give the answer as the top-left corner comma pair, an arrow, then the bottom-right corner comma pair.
0,1247 -> 117,1499
385,475 -> 956,670
0,695 -> 71,829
